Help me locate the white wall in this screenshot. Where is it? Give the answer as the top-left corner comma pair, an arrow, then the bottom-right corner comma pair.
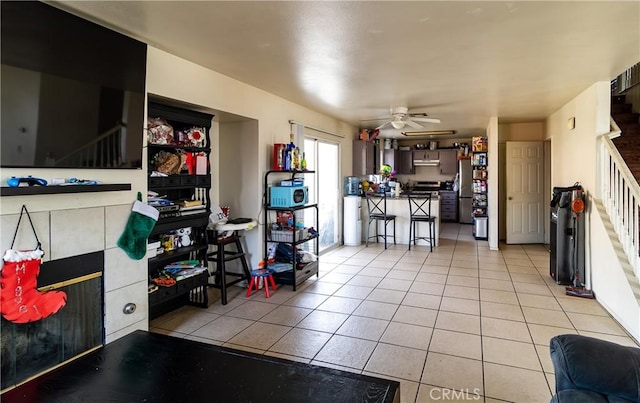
217,119 -> 262,270
548,81 -> 640,340
499,122 -> 546,142
547,82 -> 609,192
487,117 -> 499,250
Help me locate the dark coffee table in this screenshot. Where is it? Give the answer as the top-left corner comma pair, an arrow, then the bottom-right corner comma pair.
3,330 -> 399,403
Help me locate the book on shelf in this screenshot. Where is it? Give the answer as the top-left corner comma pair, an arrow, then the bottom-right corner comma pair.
180,207 -> 207,216
179,199 -> 203,207
174,266 -> 208,281
180,204 -> 206,212
164,260 -> 200,270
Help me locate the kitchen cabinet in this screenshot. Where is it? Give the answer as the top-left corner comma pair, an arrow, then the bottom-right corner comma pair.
352,140 -> 377,175
146,100 -> 213,319
438,149 -> 458,175
412,150 -> 439,161
439,190 -> 458,222
263,170 -> 319,290
383,149 -> 414,174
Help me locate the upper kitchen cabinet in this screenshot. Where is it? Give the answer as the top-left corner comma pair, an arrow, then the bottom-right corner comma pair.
438,149 -> 458,175
383,149 -> 414,175
413,150 -> 439,161
353,140 -> 377,176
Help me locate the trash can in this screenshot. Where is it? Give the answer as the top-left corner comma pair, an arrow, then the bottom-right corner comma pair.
473,216 -> 488,240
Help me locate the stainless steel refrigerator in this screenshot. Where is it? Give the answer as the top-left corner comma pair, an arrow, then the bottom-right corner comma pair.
458,159 -> 473,224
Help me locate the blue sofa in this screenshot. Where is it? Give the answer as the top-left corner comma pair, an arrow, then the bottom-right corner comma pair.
550,334 -> 640,402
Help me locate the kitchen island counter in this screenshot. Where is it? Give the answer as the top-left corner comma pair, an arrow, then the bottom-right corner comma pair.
361,193 -> 440,247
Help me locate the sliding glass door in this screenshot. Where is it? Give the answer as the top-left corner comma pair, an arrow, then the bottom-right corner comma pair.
304,138 -> 339,252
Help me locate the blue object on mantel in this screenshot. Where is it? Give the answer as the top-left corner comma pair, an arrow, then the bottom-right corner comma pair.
66,178 -> 98,185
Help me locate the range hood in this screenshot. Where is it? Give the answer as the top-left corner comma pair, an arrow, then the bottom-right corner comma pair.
413,159 -> 440,166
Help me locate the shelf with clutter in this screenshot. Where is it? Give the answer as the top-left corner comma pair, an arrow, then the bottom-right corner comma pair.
471,136 -> 488,239
146,99 -> 213,318
263,140 -> 319,290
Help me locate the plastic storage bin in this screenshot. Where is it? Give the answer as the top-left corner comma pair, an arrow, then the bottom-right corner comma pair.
269,228 -> 308,242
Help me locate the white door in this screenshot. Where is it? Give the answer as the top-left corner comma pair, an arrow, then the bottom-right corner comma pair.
506,141 -> 545,243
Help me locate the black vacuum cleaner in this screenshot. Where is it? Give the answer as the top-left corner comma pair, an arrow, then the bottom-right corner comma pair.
549,183 -> 594,298
564,186 -> 594,299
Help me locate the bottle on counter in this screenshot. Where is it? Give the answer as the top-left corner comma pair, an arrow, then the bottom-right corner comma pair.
284,149 -> 291,171
301,152 -> 307,170
284,141 -> 295,170
293,147 -> 300,170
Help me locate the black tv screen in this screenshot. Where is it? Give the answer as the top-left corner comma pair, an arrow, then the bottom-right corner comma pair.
1,1 -> 147,169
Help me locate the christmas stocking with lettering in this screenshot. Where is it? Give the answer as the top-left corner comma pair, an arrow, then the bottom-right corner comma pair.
1,249 -> 67,324
1,205 -> 67,324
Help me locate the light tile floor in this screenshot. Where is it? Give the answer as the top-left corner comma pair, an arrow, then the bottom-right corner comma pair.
150,223 -> 638,402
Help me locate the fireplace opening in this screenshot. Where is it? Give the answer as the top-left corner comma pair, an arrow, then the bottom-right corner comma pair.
1,251 -> 104,391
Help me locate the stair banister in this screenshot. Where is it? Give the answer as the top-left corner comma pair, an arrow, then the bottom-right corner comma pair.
599,116 -> 640,277
54,123 -> 126,167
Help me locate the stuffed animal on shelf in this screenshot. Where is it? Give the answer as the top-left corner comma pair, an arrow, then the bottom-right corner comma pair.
176,227 -> 192,247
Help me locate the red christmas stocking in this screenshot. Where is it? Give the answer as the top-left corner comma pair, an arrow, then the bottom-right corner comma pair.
1,249 -> 67,324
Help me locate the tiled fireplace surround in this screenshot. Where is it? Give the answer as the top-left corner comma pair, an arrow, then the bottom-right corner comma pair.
0,204 -> 149,384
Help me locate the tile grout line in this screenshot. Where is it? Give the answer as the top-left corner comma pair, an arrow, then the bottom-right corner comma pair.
476,229 -> 489,403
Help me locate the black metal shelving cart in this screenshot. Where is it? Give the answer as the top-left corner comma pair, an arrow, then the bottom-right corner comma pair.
263,170 -> 319,290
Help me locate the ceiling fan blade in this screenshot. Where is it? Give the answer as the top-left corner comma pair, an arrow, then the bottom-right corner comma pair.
360,117 -> 389,122
375,121 -> 392,130
411,117 -> 441,124
404,119 -> 424,129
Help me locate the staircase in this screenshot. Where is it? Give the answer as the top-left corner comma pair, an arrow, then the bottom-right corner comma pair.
593,199 -> 640,302
590,71 -> 640,341
611,95 -> 640,181
54,123 -> 127,168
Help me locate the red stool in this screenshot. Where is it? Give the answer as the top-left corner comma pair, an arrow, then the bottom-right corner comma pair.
246,268 -> 277,298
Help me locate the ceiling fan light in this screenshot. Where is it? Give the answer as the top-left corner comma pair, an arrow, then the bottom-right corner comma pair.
402,130 -> 456,136
390,120 -> 406,129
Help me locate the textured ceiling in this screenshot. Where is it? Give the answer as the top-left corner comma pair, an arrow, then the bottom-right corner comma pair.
56,1 -> 640,138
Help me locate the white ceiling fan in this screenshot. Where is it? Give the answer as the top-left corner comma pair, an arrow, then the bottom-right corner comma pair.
370,106 -> 441,130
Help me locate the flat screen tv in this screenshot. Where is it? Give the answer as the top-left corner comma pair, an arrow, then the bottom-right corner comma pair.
1,1 -> 147,169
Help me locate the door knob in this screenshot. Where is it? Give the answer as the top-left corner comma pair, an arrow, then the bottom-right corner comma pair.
508,196 -> 513,200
